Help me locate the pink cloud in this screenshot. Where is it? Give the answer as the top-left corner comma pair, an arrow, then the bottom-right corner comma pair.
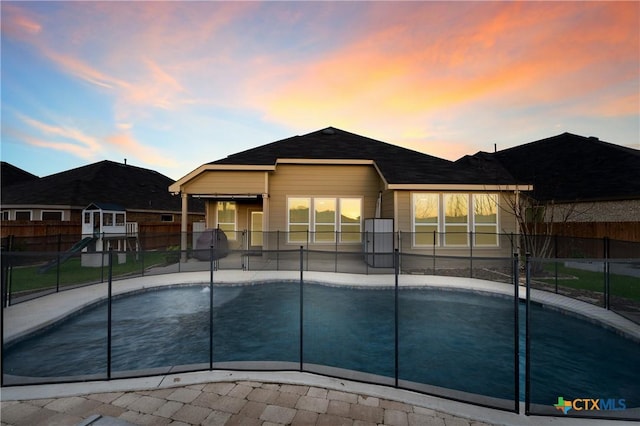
106,132 -> 177,169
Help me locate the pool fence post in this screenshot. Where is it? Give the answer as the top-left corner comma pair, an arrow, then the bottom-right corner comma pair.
524,252 -> 531,415
107,248 -> 113,380
513,252 -> 520,413
604,237 -> 610,310
299,245 -> 304,371
432,231 -> 436,272
394,248 -> 399,388
469,231 -> 473,278
554,234 -> 559,294
56,233 -> 61,293
210,244 -> 214,370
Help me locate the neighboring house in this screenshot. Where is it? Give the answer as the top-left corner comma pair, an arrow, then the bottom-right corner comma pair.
169,127 -> 530,256
0,162 -> 39,191
460,133 -> 640,241
1,160 -> 205,235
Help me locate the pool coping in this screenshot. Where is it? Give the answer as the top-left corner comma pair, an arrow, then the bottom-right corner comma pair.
3,270 -> 639,344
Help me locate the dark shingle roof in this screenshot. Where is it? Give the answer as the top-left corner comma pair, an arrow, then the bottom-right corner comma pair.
1,162 -> 39,187
212,127 -> 516,185
481,133 -> 640,202
1,160 -> 203,212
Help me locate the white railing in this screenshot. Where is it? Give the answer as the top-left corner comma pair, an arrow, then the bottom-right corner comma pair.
125,222 -> 138,236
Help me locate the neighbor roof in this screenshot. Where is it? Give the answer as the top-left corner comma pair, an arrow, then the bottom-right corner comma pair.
476,133 -> 640,202
1,160 -> 204,212
1,162 -> 39,187
211,127 -> 516,185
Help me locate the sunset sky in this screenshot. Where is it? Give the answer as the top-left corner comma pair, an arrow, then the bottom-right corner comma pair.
2,1 -> 638,181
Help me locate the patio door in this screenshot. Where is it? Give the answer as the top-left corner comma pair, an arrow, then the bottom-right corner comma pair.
250,211 -> 263,248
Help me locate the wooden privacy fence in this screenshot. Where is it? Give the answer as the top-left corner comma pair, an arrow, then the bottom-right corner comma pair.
531,222 -> 640,242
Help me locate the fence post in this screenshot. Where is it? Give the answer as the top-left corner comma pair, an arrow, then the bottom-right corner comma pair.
334,231 -> 338,273
469,231 -> 473,278
513,252 -> 520,413
56,234 -> 62,293
299,246 -> 304,371
524,252 -> 531,415
394,248 -> 399,388
554,234 -> 558,294
107,248 -> 113,380
432,231 -> 436,273
604,237 -> 610,310
209,243 -> 214,370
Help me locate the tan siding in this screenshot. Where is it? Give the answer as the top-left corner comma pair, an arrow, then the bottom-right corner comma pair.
268,164 -> 383,231
395,191 -> 412,231
184,171 -> 265,194
380,190 -> 395,219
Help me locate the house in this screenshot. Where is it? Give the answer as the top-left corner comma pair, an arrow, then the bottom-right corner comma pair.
0,162 -> 39,192
460,132 -> 640,241
1,160 -> 205,251
169,127 -> 530,257
1,160 -> 204,225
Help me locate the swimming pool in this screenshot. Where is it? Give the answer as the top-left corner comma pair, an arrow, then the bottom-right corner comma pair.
3,282 -> 639,412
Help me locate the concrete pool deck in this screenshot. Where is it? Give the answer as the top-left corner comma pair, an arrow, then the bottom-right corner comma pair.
2,271 -> 639,425
1,371 -> 632,426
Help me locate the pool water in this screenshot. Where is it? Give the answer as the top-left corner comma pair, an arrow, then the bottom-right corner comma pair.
3,283 -> 639,407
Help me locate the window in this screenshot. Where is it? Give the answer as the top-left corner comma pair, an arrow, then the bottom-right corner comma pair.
444,194 -> 468,246
314,198 -> 336,242
116,213 -> 125,226
339,198 -> 362,242
15,211 -> 31,221
287,197 -> 362,244
288,198 -> 310,242
217,201 -> 237,240
474,194 -> 498,246
160,214 -> 174,222
104,213 -> 114,226
42,211 -> 63,221
1,211 -> 9,220
84,212 -> 91,224
413,193 -> 439,246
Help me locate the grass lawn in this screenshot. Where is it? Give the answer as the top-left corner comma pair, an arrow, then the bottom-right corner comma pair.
537,263 -> 640,301
7,251 -> 169,294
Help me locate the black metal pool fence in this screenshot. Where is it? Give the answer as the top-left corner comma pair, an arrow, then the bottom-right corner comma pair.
2,242 -> 639,421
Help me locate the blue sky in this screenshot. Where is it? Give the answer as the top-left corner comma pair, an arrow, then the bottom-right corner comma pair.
2,1 -> 638,181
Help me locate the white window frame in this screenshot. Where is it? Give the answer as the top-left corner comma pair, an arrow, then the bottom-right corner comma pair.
216,201 -> 237,241
443,193 -> 469,246
287,197 -> 362,244
412,193 -> 440,247
314,197 -> 337,243
41,210 -> 64,221
473,193 -> 499,247
338,197 -> 362,244
14,210 -> 32,221
287,197 -> 311,243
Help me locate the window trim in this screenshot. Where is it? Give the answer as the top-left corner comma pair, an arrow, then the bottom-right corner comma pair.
410,192 -> 500,248
41,210 -> 64,221
287,196 -> 362,244
287,197 -> 311,244
412,193 -> 440,247
216,201 -> 237,241
472,193 -> 499,247
14,210 -> 32,221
